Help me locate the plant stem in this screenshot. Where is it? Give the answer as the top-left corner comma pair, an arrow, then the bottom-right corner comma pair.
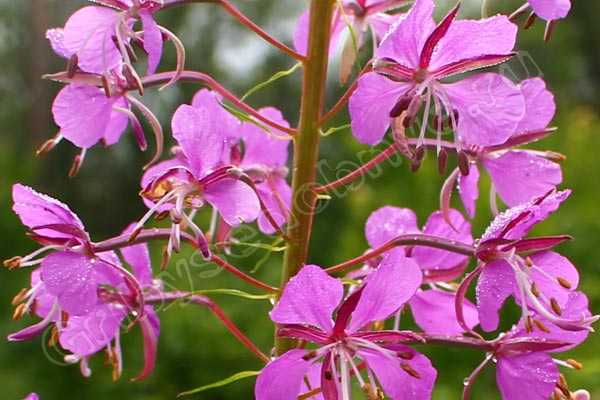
276,0 -> 336,355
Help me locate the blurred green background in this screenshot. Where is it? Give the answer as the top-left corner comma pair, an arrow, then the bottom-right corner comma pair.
1,0 -> 599,398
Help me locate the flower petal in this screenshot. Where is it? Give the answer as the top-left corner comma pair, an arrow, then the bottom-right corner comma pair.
271,265 -> 342,332
365,206 -> 419,248
46,28 -> 71,58
496,352 -> 559,400
529,0 -> 571,21
349,73 -> 413,145
444,73 -> 525,147
412,209 -> 473,271
476,260 -> 517,332
120,225 -> 153,285
529,251 -> 578,307
358,345 -> 437,400
140,11 -> 163,74
348,250 -> 422,332
376,0 -> 435,68
52,84 -> 121,149
62,6 -> 122,74
514,78 -> 556,134
59,304 -> 126,356
410,289 -> 478,335
255,349 -> 313,400
483,151 -> 562,207
103,97 -> 130,146
256,177 -> 291,235
428,16 -> 517,71
12,184 -> 86,240
204,178 -> 261,226
458,164 -> 480,218
240,107 -> 291,168
132,307 -> 160,381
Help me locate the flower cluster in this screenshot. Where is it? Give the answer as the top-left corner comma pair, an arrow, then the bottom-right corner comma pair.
5,0 -> 595,399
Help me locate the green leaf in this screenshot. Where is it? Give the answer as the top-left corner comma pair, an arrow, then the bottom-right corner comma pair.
320,123 -> 351,137
241,62 -> 302,101
178,371 -> 261,397
220,102 -> 272,133
190,289 -> 274,301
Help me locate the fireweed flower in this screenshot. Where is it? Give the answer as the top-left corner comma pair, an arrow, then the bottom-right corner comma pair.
139,89 -> 260,259
457,78 -> 562,216
510,0 -> 571,41
294,0 -> 410,61
349,0 -> 524,148
7,184 -> 141,323
24,394 -> 39,400
234,107 -> 292,235
461,291 -> 592,400
46,0 -> 165,76
360,206 -> 479,334
256,260 -> 438,400
472,190 -> 599,333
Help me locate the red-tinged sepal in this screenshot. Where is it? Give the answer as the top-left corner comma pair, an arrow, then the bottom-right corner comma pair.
131,308 -> 160,381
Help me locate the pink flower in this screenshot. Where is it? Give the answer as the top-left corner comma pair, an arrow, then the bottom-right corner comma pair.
256,261 -> 438,400
46,1 -> 164,75
139,90 -> 260,257
361,206 -> 479,335
473,190 -> 598,332
293,0 -> 409,56
527,0 -> 571,21
349,0 -> 524,147
457,78 -> 562,216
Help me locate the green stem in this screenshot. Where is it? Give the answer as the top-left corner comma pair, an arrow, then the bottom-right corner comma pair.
276,0 -> 335,354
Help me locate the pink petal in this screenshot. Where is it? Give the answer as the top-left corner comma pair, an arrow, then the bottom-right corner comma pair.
529,0 -> 571,21
412,209 -> 473,271
428,16 -> 517,71
62,6 -> 122,74
59,304 -> 126,356
348,250 -> 422,332
293,10 -> 346,56
140,11 -> 163,74
103,96 -> 130,146
368,13 -> 397,40
271,265 -> 342,332
514,78 -> 556,134
476,260 -> 517,332
204,178 -> 261,226
365,206 -> 419,248
46,28 -> 71,58
52,85 -> 118,149
12,184 -> 86,240
171,104 -> 226,178
496,352 -> 559,400
40,251 -> 100,316
120,225 -> 153,285
483,151 -> 562,207
376,0 -> 435,68
444,73 -> 525,147
240,107 -> 291,168
30,270 -> 56,319
349,73 -> 413,145
24,393 -> 39,400
255,349 -> 313,400
458,164 -> 480,218
256,177 -> 291,235
358,345 -> 437,399
409,289 -> 478,335
529,251 -> 578,306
